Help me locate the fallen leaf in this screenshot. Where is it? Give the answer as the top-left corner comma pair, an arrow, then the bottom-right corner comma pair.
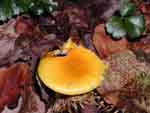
20,88 -> 46,113
81,104 -> 98,113
140,3 -> 150,14
0,63 -> 32,112
130,36 -> 150,54
0,19 -> 17,35
93,24 -> 128,58
2,97 -> 23,113
0,31 -> 17,64
97,50 -> 150,112
15,16 -> 37,37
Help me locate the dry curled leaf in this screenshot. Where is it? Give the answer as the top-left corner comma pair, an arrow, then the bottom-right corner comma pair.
0,63 -> 32,112
93,24 -> 128,58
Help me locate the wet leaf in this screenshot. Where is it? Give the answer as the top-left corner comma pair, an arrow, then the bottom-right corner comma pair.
106,16 -> 126,39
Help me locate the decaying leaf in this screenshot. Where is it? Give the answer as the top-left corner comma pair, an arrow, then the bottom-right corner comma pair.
0,19 -> 17,35
0,31 -> 17,65
0,63 -> 32,112
86,0 -> 121,22
15,16 -> 36,37
97,50 -> 150,112
93,24 -> 128,58
0,21 -> 63,72
81,104 -> 98,113
20,88 -> 46,113
129,36 -> 150,63
2,97 -> 23,113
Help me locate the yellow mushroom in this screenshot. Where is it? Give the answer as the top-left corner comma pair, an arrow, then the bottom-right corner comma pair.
38,39 -> 107,95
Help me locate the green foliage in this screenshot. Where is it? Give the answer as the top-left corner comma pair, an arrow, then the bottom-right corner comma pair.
125,15 -> 145,39
0,0 -> 58,21
106,0 -> 145,40
106,16 -> 126,39
120,0 -> 136,17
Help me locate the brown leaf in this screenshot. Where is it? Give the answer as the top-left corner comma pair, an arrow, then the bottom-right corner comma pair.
2,97 -> 23,113
140,3 -> 150,14
20,88 -> 46,113
15,16 -> 38,37
0,19 -> 17,35
129,36 -> 150,63
81,104 -> 98,113
93,24 -> 128,58
60,5 -> 89,29
0,32 -> 16,62
97,50 -> 150,112
0,63 -> 32,112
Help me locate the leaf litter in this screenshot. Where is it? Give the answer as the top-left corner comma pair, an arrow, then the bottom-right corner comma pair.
0,0 -> 150,113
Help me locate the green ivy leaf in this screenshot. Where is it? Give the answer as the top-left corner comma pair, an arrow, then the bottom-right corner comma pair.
106,0 -> 145,40
127,15 -> 145,32
0,0 -> 58,21
15,0 -> 32,12
124,19 -> 141,39
106,15 -> 145,40
125,15 -> 145,39
106,16 -> 126,39
120,2 -> 136,17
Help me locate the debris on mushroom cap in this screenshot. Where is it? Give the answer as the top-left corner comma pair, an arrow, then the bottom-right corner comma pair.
38,40 -> 107,95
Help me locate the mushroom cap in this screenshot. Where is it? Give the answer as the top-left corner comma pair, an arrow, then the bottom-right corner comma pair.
38,46 -> 107,95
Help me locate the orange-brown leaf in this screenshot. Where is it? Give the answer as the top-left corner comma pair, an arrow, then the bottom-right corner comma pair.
93,24 -> 128,58
0,63 -> 32,111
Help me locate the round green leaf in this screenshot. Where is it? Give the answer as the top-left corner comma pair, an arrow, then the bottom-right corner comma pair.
106,16 -> 126,39
124,19 -> 141,39
127,15 -> 145,32
120,2 -> 136,17
125,15 -> 145,39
